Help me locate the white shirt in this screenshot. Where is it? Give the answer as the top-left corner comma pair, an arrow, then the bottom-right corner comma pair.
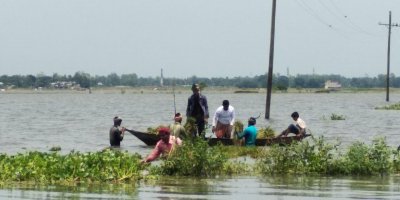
295,117 -> 306,129
212,105 -> 235,126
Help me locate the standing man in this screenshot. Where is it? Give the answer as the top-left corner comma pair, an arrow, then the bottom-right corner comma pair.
109,116 -> 125,147
276,111 -> 307,138
212,100 -> 235,138
186,83 -> 209,137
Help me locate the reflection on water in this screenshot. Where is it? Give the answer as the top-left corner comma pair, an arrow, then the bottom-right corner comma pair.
0,182 -> 138,200
2,176 -> 400,199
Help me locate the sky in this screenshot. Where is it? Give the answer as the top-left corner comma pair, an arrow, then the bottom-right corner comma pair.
0,0 -> 400,78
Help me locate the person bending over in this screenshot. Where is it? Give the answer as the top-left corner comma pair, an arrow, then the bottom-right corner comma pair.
143,127 -> 182,163
212,100 -> 235,138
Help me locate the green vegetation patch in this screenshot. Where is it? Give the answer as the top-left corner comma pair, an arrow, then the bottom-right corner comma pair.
330,113 -> 346,120
150,138 -> 231,177
2,137 -> 400,183
375,102 -> 400,110
0,150 -> 144,183
256,136 -> 399,176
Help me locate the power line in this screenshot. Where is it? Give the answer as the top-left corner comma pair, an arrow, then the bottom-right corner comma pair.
294,0 -> 333,28
293,0 -> 353,40
327,0 -> 381,37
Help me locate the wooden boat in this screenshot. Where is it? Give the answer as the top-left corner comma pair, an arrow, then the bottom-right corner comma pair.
207,134 -> 311,146
126,129 -> 311,146
126,129 -> 161,146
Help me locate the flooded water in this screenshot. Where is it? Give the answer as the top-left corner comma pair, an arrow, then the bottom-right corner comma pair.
1,176 -> 400,199
1,90 -> 400,199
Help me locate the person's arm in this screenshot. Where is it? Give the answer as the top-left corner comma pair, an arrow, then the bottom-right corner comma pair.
212,108 -> 219,127
203,95 -> 209,119
298,127 -> 305,137
186,97 -> 192,117
119,127 -> 125,141
237,128 -> 247,139
296,119 -> 306,136
179,126 -> 186,139
144,144 -> 162,163
230,107 -> 235,126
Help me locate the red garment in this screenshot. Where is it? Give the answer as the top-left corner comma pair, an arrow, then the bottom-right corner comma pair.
145,136 -> 182,162
215,121 -> 232,138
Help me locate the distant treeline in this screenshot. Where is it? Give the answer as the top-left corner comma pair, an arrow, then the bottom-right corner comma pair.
1,72 -> 400,89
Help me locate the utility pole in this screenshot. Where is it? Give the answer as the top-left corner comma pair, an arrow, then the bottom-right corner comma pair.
287,67 -> 290,88
379,11 -> 399,102
160,68 -> 164,87
265,0 -> 277,119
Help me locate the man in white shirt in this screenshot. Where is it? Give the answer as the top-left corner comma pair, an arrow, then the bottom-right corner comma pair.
212,100 -> 235,138
277,111 -> 307,138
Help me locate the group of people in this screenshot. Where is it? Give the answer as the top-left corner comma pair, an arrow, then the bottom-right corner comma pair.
109,83 -> 307,162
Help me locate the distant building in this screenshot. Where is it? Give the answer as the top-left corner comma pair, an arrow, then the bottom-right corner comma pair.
50,81 -> 76,89
324,80 -> 342,90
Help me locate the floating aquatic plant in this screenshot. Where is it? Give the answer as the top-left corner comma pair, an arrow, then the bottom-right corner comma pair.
151,138 -> 229,177
375,102 -> 400,110
49,146 -> 61,151
330,113 -> 346,120
0,150 -> 144,183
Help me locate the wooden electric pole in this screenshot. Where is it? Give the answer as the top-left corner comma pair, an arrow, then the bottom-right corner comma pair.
379,11 -> 399,102
265,0 -> 277,119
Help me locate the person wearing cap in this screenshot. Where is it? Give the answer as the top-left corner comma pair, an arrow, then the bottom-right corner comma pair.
186,83 -> 209,137
276,111 -> 307,138
236,117 -> 258,146
109,116 -> 126,147
143,127 -> 182,163
212,100 -> 235,138
169,113 -> 187,139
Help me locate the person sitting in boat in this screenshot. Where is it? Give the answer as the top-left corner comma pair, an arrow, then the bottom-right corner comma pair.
109,116 -> 126,147
236,117 -> 258,146
212,100 -> 235,138
276,112 -> 307,138
169,113 -> 187,139
143,127 -> 182,163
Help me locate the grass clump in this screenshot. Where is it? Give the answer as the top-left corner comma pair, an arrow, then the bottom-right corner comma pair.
256,136 -> 338,175
330,113 -> 346,120
151,138 -> 229,177
256,136 -> 397,176
375,102 -> 400,110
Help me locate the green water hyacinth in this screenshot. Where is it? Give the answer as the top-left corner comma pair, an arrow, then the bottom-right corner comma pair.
256,136 -> 399,176
151,138 -> 230,177
0,150 -> 144,183
330,113 -> 346,120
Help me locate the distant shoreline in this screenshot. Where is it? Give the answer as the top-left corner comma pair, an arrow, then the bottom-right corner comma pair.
1,87 -> 400,94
